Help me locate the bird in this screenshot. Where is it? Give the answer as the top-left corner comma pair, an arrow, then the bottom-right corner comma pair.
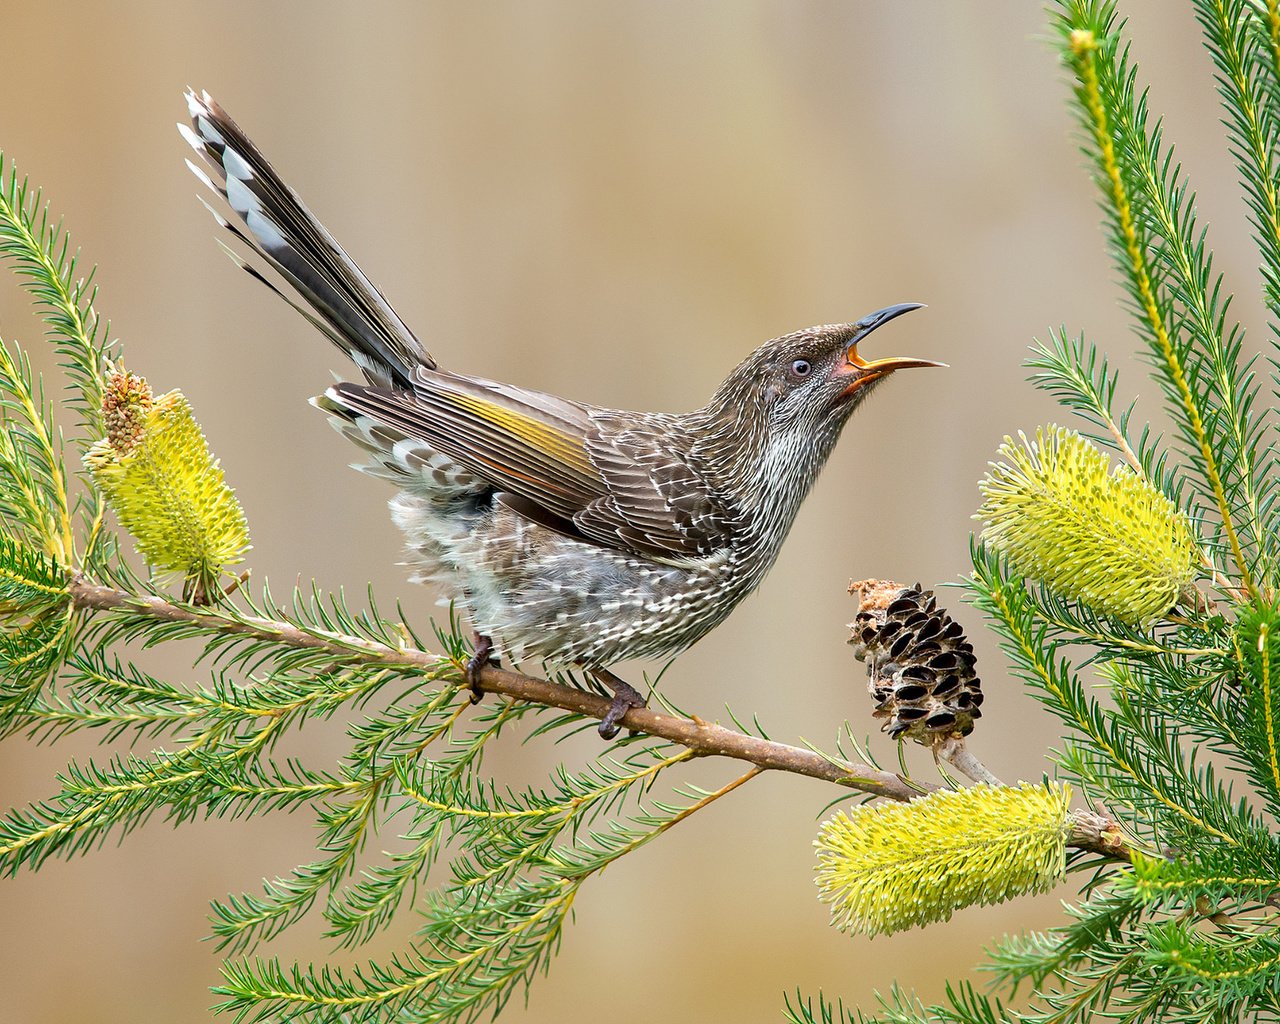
179,89 -> 943,738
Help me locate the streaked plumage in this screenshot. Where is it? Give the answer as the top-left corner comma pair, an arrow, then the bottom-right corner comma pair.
181,89 -> 941,735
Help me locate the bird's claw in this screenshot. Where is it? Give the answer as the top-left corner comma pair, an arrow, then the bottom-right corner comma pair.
592,670 -> 647,740
464,656 -> 485,704
598,692 -> 646,739
466,634 -> 498,705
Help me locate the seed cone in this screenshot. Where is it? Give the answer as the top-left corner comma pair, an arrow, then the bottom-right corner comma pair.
848,579 -> 983,743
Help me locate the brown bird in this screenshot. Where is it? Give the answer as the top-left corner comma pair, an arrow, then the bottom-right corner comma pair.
181,89 -> 943,737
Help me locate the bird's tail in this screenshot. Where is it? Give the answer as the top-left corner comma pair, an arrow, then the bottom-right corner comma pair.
180,89 -> 433,387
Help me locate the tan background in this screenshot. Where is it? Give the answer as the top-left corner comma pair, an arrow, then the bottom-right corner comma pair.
0,3 -> 1250,1022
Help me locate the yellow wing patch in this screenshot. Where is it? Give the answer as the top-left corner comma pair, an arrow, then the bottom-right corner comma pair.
447,391 -> 595,477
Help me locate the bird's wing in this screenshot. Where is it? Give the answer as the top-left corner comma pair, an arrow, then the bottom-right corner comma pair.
328,372 -> 602,520
577,415 -> 737,558
324,374 -> 735,561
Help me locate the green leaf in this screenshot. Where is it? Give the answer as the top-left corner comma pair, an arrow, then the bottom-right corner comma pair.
1229,599 -> 1280,811
0,530 -> 68,610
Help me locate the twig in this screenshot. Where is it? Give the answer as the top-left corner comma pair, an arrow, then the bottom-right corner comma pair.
222,570 -> 251,598
935,737 -> 1004,786
1070,808 -> 1132,861
570,766 -> 765,881
68,578 -> 923,796
66,576 -> 1130,859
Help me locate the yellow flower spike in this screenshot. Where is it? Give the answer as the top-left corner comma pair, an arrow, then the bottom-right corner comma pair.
815,782 -> 1072,938
85,370 -> 250,602
977,426 -> 1199,625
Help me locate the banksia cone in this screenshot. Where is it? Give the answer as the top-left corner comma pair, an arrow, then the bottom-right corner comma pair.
815,782 -> 1073,937
85,369 -> 250,601
977,426 -> 1199,625
849,579 -> 983,743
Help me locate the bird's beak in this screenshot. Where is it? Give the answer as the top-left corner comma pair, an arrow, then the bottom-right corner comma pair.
835,303 -> 945,399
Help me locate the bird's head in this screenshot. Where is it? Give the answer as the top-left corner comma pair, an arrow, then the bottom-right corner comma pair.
698,303 -> 941,533
708,303 -> 941,447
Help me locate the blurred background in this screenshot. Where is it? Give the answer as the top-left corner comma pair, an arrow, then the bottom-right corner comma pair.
0,2 -> 1257,1021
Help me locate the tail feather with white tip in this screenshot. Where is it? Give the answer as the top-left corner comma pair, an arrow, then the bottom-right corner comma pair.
181,88 -> 434,387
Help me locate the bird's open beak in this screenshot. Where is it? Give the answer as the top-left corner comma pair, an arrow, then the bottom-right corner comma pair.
836,303 -> 945,399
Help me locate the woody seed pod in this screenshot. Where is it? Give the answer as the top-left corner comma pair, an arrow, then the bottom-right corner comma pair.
849,579 -> 983,744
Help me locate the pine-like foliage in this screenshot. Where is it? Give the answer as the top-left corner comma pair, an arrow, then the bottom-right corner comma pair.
792,1 -> 1280,1021
6,4 -> 1280,1023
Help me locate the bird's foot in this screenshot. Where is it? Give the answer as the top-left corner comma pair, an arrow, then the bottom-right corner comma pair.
589,667 -> 647,740
465,633 -> 498,705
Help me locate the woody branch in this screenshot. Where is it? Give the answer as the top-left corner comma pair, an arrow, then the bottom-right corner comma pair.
66,576 -> 1129,860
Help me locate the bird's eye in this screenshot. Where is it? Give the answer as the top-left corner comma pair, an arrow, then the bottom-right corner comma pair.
790,359 -> 812,379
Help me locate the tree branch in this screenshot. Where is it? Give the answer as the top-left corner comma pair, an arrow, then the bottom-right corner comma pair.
66,577 -> 1130,859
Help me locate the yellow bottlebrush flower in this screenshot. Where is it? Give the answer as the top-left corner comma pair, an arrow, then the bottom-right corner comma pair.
815,782 -> 1072,937
977,426 -> 1198,625
85,370 -> 249,601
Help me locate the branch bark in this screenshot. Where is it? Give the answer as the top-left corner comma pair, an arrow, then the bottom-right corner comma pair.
67,577 -> 1130,859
